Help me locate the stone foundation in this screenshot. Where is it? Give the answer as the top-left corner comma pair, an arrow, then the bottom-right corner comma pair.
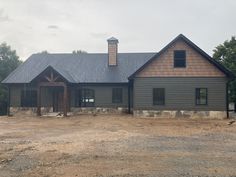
10,107 -> 53,116
70,107 -> 128,115
9,107 -> 128,116
9,107 -> 227,119
133,110 -> 227,119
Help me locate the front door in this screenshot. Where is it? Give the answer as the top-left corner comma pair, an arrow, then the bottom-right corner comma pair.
53,88 -> 64,112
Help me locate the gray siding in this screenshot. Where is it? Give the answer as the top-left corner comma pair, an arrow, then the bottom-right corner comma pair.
10,86 -> 21,107
133,77 -> 228,111
10,85 -> 53,107
10,84 -> 128,108
71,85 -> 128,108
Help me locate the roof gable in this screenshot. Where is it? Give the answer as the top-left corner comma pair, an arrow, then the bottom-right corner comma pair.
31,65 -> 72,83
129,34 -> 234,79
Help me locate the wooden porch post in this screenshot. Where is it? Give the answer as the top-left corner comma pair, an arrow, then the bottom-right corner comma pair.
7,85 -> 10,116
37,85 -> 41,116
63,85 -> 68,116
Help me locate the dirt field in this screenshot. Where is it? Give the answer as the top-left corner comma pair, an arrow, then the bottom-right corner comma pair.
0,115 -> 236,177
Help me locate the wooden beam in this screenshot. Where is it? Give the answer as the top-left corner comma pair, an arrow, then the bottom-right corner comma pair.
63,85 -> 68,117
7,86 -> 10,116
53,76 -> 59,82
50,70 -> 53,81
39,82 -> 66,87
44,76 -> 51,82
37,85 -> 41,116
128,81 -> 131,114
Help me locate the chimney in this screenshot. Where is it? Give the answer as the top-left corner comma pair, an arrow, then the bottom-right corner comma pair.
107,37 -> 119,66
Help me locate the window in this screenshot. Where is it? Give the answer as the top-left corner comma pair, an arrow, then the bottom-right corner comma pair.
75,89 -> 95,107
21,90 -> 37,107
153,88 -> 165,105
196,88 -> 208,105
112,88 -> 123,103
174,50 -> 186,68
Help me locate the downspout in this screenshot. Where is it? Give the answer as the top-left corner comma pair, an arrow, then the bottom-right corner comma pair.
226,81 -> 229,118
226,77 -> 235,118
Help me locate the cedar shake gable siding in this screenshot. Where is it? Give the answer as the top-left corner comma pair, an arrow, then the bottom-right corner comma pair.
137,40 -> 225,77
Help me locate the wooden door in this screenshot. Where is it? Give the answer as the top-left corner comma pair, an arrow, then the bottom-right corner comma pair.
53,88 -> 64,112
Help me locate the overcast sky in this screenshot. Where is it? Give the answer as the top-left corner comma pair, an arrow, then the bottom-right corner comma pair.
0,0 -> 235,60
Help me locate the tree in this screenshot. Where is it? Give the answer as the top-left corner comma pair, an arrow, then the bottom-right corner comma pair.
0,42 -> 22,104
213,36 -> 236,107
72,50 -> 87,54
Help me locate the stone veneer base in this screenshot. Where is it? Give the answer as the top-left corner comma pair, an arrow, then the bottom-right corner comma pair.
9,107 -> 128,116
133,110 -> 227,119
9,107 -> 227,119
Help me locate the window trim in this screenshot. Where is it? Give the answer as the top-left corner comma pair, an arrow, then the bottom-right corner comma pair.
75,88 -> 95,107
153,88 -> 165,106
195,88 -> 208,106
112,88 -> 123,103
174,50 -> 186,68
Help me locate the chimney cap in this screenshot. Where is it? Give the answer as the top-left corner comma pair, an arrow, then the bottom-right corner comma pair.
107,37 -> 119,43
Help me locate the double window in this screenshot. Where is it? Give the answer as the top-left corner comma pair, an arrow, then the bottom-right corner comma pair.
174,50 -> 186,68
21,90 -> 37,107
196,88 -> 208,105
153,88 -> 165,105
112,88 -> 123,103
152,88 -> 208,106
75,89 -> 95,107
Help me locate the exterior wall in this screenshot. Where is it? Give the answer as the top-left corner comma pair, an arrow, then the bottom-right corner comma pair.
70,84 -> 128,108
133,77 -> 227,111
10,85 -> 52,107
9,84 -> 129,115
10,86 -> 21,107
137,40 -> 225,77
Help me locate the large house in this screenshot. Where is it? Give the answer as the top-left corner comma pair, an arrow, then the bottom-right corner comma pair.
2,34 -> 234,118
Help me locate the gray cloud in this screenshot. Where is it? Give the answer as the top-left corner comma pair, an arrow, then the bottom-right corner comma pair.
0,0 -> 235,60
90,32 -> 109,39
48,25 -> 59,29
0,9 -> 10,22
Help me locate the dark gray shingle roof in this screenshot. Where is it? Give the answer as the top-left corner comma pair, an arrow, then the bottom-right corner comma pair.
2,53 -> 156,84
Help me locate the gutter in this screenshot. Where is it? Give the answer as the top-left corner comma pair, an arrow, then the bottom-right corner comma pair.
226,77 -> 235,118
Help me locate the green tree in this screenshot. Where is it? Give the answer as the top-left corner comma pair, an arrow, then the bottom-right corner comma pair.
72,50 -> 87,54
213,36 -> 236,105
0,42 -> 22,102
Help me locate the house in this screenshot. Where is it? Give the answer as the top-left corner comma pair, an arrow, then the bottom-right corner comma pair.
2,34 -> 234,118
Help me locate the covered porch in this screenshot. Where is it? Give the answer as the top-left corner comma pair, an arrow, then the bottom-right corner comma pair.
35,66 -> 70,116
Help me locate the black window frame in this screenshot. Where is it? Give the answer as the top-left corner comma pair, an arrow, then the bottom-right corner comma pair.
112,88 -> 123,103
153,88 -> 165,105
174,50 -> 186,68
195,88 -> 208,105
21,90 -> 37,107
75,88 -> 95,107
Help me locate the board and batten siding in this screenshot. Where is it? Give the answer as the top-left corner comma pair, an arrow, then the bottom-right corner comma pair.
10,84 -> 129,108
10,85 -> 54,107
133,77 -> 227,111
71,85 -> 128,108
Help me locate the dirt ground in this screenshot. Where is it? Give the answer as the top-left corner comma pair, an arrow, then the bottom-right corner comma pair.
0,114 -> 236,177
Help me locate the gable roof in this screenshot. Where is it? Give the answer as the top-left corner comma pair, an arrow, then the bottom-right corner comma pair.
2,52 -> 156,84
31,65 -> 75,83
128,34 -> 235,79
2,34 -> 234,84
